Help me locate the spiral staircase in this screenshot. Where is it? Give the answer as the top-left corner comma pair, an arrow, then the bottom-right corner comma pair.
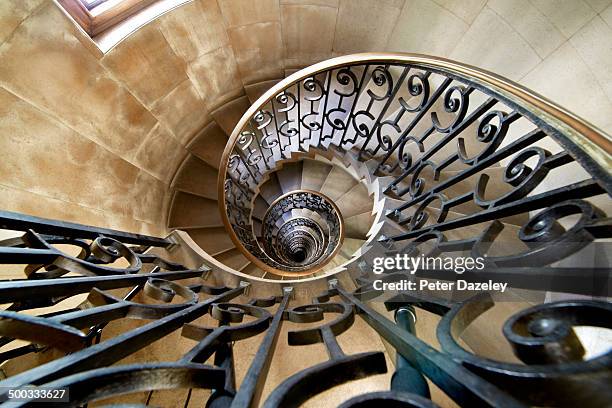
0,53 -> 611,407
169,114 -> 377,280
167,54 -> 611,296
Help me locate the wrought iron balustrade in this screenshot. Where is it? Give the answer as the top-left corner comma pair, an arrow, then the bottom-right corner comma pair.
219,53 -> 611,282
0,52 -> 610,407
0,210 -> 610,406
260,190 -> 343,273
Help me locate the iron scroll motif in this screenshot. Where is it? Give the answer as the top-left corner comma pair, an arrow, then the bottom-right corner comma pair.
260,191 -> 343,272
221,57 -> 611,283
213,54 -> 612,405
0,211 -> 610,406
2,54 -> 612,405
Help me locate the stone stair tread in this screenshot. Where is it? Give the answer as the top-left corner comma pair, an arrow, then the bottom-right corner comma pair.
187,226 -> 235,256
322,254 -> 348,272
214,247 -> 250,271
168,191 -> 222,229
252,196 -> 269,220
331,156 -> 360,180
211,95 -> 251,136
276,161 -> 303,194
300,159 -> 333,191
344,211 -> 375,239
259,173 -> 284,204
171,155 -> 218,200
252,219 -> 263,237
187,121 -> 228,169
244,79 -> 283,104
240,262 -> 262,276
320,166 -> 358,201
340,237 -> 365,259
335,182 -> 372,219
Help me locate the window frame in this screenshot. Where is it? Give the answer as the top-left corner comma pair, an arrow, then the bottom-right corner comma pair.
81,0 -> 108,10
58,0 -> 156,36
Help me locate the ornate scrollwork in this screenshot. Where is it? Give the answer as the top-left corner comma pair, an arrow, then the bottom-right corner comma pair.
334,67 -> 359,97
367,66 -> 394,100
435,293 -> 612,406
431,85 -> 472,133
210,56 -> 611,406
275,90 -> 297,112
257,191 -> 343,272
23,231 -> 141,277
220,58 -> 610,287
303,76 -> 325,101
253,109 -> 273,128
399,71 -> 431,113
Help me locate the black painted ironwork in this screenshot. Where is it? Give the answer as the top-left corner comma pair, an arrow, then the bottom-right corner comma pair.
1,57 -> 611,407
221,61 -> 612,279
214,57 -> 611,406
261,191 -> 343,271
0,210 -> 610,406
